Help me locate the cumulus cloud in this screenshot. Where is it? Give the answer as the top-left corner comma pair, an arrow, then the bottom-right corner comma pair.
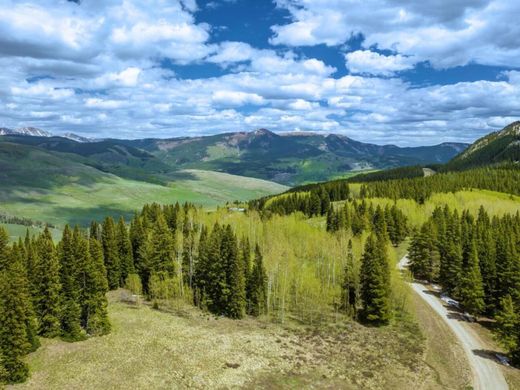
271,0 -> 520,69
0,0 -> 519,146
345,50 -> 416,76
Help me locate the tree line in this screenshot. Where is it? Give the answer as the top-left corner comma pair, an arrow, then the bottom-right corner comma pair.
358,165 -> 520,203
249,181 -> 350,216
326,201 -> 408,246
408,206 -> 520,363
96,203 -> 268,319
0,226 -> 109,384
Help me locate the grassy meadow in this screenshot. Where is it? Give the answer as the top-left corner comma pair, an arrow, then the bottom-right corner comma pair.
13,291 -> 430,390
0,169 -> 286,229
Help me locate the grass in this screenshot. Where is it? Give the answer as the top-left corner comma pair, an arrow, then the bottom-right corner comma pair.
0,169 -> 286,228
13,291 -> 437,390
0,223 -> 62,242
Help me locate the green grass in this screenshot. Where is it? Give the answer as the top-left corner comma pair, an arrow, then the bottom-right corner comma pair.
0,223 -> 62,242
14,291 -> 433,390
0,168 -> 287,227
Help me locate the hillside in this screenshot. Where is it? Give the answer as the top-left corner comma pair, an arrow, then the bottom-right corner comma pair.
446,121 -> 520,170
127,129 -> 467,185
0,142 -> 287,226
1,128 -> 467,186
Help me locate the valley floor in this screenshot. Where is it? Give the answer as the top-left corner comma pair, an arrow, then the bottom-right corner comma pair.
13,291 -> 447,390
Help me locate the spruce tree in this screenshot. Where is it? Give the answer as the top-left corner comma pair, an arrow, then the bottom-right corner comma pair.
458,241 -> 485,315
149,214 -> 175,276
0,227 -> 9,271
223,225 -> 245,319
116,217 -> 135,287
360,235 -> 391,325
0,245 -> 31,383
34,227 -> 62,337
494,295 -> 518,353
58,225 -> 83,341
102,217 -> 121,290
248,244 -> 267,317
84,238 -> 111,335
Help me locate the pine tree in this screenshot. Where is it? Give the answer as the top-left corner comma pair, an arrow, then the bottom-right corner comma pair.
116,217 -> 135,287
494,295 -> 518,353
84,238 -> 111,335
34,227 -> 62,337
222,225 -> 245,319
102,217 -> 121,290
11,243 -> 39,353
0,244 -> 31,383
360,235 -> 391,325
458,241 -> 485,315
58,226 -> 83,341
89,221 -> 101,241
248,244 -> 267,317
148,214 -> 175,276
0,227 -> 9,271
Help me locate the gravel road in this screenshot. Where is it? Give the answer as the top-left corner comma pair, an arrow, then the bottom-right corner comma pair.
399,255 -> 508,390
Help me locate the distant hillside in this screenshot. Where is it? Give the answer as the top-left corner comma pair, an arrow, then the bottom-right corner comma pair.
1,128 -> 468,185
0,141 -> 287,226
446,121 -> 520,170
122,129 -> 467,185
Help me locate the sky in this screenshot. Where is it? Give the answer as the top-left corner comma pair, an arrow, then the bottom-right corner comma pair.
0,0 -> 519,145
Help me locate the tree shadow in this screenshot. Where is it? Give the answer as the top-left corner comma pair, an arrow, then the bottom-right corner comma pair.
472,349 -> 503,364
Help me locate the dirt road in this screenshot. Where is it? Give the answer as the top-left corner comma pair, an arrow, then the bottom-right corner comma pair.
399,255 -> 508,390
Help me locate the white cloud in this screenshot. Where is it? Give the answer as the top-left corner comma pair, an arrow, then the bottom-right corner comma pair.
212,91 -> 265,106
345,50 -> 416,76
0,0 -> 519,146
271,0 -> 520,69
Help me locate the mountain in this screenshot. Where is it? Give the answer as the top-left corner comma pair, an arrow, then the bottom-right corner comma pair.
62,132 -> 96,143
0,127 -> 51,137
446,121 -> 520,170
1,128 -> 468,185
121,129 -> 468,185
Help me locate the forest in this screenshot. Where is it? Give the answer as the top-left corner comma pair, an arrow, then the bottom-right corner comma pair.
1,160 -> 520,386
408,205 -> 520,362
0,194 -> 410,384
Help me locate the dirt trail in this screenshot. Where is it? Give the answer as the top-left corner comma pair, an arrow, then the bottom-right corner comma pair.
399,255 -> 508,390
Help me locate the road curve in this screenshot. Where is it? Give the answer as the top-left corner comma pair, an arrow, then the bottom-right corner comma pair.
399,255 -> 508,390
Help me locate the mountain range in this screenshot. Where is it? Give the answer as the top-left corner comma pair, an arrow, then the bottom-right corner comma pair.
0,127 -> 468,185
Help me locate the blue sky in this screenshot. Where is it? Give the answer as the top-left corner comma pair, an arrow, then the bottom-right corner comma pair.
0,0 -> 519,145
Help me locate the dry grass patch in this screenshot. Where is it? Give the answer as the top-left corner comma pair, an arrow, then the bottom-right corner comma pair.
13,291 -> 437,390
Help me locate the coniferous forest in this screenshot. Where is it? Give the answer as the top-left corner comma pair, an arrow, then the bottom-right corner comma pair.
1,125 -> 520,387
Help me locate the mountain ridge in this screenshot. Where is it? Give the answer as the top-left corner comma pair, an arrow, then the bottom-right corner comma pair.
0,127 -> 468,185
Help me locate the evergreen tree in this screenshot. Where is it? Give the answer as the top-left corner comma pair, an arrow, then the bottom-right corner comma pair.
458,241 -> 485,315
222,225 -> 245,318
58,225 -> 83,341
84,238 -> 111,335
89,221 -> 101,241
248,244 -> 267,316
0,245 -> 31,383
494,295 -> 518,353
360,235 -> 391,325
0,228 -> 9,271
101,217 -> 120,290
34,227 -> 62,337
116,217 -> 135,287
148,214 -> 175,276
